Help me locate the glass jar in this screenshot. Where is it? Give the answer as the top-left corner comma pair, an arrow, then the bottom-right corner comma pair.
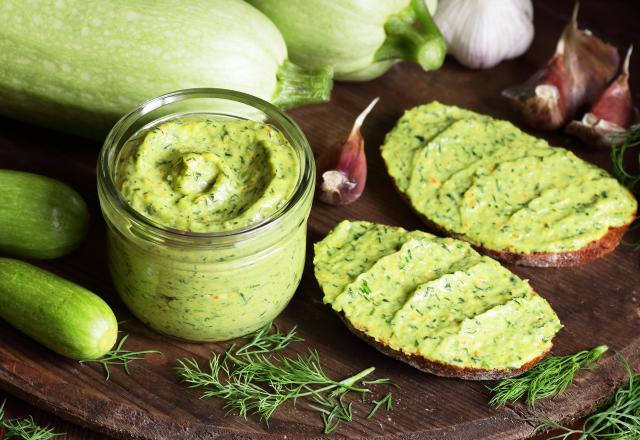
97,89 -> 314,342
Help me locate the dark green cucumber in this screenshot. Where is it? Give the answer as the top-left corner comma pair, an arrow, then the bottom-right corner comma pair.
0,169 -> 89,259
0,258 -> 117,360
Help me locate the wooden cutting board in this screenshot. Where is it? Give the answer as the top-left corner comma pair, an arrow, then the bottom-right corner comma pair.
1,1 -> 639,438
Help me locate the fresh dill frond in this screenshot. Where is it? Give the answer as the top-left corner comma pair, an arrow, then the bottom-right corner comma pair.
362,378 -> 393,386
177,322 -> 395,433
80,334 -> 161,380
176,347 -> 393,433
2,416 -> 66,440
611,125 -> 640,250
177,349 -> 373,423
309,394 -> 353,434
367,392 -> 393,419
0,402 -> 65,440
534,362 -> 640,439
235,322 -> 303,356
489,345 -> 608,408
611,124 -> 640,193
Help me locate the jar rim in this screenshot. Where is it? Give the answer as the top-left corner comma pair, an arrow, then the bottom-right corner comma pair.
97,88 -> 315,244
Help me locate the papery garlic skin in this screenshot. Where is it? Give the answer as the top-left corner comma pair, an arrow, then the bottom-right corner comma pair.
434,0 -> 534,69
566,46 -> 635,149
316,98 -> 379,205
320,170 -> 358,205
503,3 -> 620,131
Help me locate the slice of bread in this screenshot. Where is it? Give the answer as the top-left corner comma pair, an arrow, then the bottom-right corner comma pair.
399,190 -> 634,268
381,102 -> 637,267
340,315 -> 548,380
314,221 -> 562,380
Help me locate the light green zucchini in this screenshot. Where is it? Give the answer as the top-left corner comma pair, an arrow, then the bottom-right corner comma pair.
0,0 -> 332,138
0,258 -> 118,360
0,169 -> 89,259
248,0 -> 444,81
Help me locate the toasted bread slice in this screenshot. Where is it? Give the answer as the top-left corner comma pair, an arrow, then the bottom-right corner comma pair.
340,314 -> 549,380
397,189 -> 634,268
314,221 -> 562,380
381,102 -> 637,267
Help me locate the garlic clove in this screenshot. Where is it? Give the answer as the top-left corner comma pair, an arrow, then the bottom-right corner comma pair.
503,3 -> 620,130
565,114 -> 628,149
566,46 -> 635,149
434,0 -> 534,70
588,46 -> 634,129
316,98 -> 379,205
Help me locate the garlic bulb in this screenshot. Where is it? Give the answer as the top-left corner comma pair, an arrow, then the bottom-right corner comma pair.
434,0 -> 534,69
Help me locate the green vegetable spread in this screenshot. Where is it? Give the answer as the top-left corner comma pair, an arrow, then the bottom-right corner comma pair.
109,115 -> 309,341
381,102 -> 637,253
314,221 -> 562,371
116,116 -> 299,232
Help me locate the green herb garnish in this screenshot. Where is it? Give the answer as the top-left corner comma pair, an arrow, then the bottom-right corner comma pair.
235,322 -> 302,356
309,394 -> 354,434
177,350 -> 376,424
367,392 -> 393,419
176,325 -> 395,433
80,334 -> 161,380
0,399 -> 66,440
489,345 -> 608,408
611,124 -> 640,193
534,362 -> 640,439
3,417 -> 66,440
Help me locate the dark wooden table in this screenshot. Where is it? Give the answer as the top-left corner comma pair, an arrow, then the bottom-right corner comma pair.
1,0 -> 639,438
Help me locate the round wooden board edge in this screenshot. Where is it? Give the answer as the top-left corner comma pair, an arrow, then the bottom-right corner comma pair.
2,340 -> 639,439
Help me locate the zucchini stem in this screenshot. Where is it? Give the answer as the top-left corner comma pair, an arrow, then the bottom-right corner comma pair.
375,0 -> 446,71
272,61 -> 333,109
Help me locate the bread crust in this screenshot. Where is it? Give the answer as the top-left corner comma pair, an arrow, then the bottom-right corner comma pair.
340,315 -> 549,380
393,181 -> 635,267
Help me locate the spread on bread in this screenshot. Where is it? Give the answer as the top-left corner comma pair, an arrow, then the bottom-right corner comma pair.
314,220 -> 562,379
381,102 -> 637,266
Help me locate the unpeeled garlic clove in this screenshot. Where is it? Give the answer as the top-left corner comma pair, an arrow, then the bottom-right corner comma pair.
566,46 -> 636,149
316,98 -> 379,205
503,3 -> 620,130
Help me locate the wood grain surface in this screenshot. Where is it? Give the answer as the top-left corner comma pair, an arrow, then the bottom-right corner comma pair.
1,1 -> 639,438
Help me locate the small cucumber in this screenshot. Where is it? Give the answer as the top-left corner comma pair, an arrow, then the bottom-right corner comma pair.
0,258 -> 118,360
0,169 -> 89,259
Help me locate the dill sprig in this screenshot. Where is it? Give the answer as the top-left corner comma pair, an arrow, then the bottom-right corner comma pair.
177,324 -> 395,434
0,399 -> 66,440
80,334 -> 161,380
534,362 -> 640,439
610,126 -> 640,250
489,345 -> 608,408
611,124 -> 640,193
3,417 -> 66,440
177,350 -> 374,423
235,322 -> 303,356
367,392 -> 393,419
309,394 -> 354,434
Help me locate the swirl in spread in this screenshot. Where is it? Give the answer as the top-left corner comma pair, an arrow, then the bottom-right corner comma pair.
116,116 -> 299,232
